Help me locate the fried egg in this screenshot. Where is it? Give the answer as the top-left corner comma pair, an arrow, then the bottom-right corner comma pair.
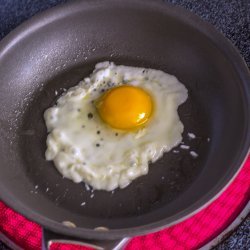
44,62 -> 188,191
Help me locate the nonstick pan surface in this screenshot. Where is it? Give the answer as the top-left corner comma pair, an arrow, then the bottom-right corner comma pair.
0,0 -> 249,242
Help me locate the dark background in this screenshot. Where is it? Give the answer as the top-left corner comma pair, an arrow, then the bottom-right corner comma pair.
0,0 -> 249,249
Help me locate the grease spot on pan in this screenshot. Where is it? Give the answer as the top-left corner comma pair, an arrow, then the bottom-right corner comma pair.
94,226 -> 109,231
62,221 -> 77,228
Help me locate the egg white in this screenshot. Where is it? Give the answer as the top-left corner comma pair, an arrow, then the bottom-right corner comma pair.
44,62 -> 188,191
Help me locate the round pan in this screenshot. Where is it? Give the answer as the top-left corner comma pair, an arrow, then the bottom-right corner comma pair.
0,0 -> 249,246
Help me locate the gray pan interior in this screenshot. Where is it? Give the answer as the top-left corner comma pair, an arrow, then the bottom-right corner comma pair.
0,0 -> 249,240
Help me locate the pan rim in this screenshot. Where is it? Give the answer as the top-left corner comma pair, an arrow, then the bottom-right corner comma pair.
0,0 -> 249,240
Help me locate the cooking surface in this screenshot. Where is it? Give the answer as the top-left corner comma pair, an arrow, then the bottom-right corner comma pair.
0,0 -> 249,249
0,157 -> 249,249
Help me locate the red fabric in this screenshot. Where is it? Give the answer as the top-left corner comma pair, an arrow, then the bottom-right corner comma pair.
0,156 -> 249,250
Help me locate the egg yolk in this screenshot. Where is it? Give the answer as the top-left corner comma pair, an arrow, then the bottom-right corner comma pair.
96,85 -> 153,130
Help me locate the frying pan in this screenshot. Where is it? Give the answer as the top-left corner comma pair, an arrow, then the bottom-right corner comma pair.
0,0 -> 249,249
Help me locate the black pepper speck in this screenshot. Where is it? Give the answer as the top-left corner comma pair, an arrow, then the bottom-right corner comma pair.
97,130 -> 101,134
96,143 -> 100,147
88,113 -> 93,119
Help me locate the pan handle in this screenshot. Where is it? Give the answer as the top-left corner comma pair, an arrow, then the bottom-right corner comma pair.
42,228 -> 130,250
